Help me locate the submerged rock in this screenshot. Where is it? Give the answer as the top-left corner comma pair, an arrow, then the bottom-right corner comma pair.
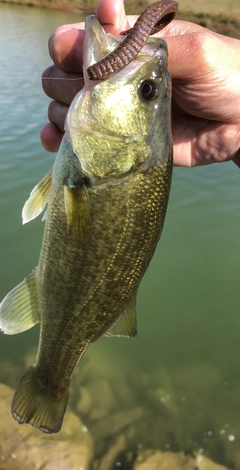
230,450 -> 240,470
0,382 -> 93,470
93,434 -> 127,470
76,385 -> 92,417
84,378 -> 116,421
90,406 -> 144,440
133,450 -> 231,470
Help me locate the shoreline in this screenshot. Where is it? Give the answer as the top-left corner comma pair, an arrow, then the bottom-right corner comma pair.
0,0 -> 240,38
0,0 -> 94,13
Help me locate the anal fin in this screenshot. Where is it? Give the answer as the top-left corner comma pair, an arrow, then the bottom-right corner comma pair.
0,268 -> 40,334
105,295 -> 137,338
22,169 -> 52,224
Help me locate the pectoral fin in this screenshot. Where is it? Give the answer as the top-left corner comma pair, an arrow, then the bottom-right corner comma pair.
0,268 -> 40,334
105,295 -> 137,338
22,169 -> 52,224
64,185 -> 91,243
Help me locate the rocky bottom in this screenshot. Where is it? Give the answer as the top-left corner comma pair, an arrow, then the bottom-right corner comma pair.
0,347 -> 240,470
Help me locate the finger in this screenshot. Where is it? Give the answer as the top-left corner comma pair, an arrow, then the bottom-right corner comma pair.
42,65 -> 83,104
159,19 -> 206,37
96,0 -> 130,33
153,20 -> 208,78
40,123 -> 63,153
48,3 -> 131,72
48,101 -> 68,134
49,27 -> 84,72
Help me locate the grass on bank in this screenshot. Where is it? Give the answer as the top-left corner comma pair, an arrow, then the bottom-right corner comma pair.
177,10 -> 240,39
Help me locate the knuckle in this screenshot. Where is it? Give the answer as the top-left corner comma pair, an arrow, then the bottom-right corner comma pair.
42,66 -> 55,95
48,101 -> 67,134
48,101 -> 58,122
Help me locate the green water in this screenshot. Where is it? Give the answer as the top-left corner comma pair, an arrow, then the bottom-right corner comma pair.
1,3 -> 240,468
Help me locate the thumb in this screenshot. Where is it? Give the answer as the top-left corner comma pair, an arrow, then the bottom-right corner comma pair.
96,0 -> 130,34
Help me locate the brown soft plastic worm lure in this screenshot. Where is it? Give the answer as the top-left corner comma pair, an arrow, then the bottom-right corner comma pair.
87,0 -> 178,80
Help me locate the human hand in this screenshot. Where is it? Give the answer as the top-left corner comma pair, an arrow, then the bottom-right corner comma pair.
41,0 -> 130,152
41,0 -> 240,167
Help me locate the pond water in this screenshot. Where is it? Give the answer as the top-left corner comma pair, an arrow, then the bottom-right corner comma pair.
1,3 -> 240,469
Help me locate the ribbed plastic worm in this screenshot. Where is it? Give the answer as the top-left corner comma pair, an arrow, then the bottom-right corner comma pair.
87,0 -> 178,80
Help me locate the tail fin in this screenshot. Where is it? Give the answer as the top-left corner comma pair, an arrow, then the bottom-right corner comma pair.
11,366 -> 69,434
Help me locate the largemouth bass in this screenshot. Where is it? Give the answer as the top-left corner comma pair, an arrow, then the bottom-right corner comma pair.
0,15 -> 172,433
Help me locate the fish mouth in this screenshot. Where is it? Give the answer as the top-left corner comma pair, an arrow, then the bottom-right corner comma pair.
83,16 -> 120,79
83,15 -> 168,82
87,0 -> 176,80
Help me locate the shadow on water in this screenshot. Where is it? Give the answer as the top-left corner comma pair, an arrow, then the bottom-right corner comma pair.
1,3 -> 240,470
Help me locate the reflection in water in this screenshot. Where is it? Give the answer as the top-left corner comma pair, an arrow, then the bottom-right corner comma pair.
0,3 -> 240,469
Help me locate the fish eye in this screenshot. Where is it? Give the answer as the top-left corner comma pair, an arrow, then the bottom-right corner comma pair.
139,80 -> 158,100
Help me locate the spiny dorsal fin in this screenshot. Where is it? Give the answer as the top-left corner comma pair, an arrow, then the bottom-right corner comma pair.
0,268 -> 40,334
64,184 -> 92,243
105,295 -> 137,338
22,169 -> 52,224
